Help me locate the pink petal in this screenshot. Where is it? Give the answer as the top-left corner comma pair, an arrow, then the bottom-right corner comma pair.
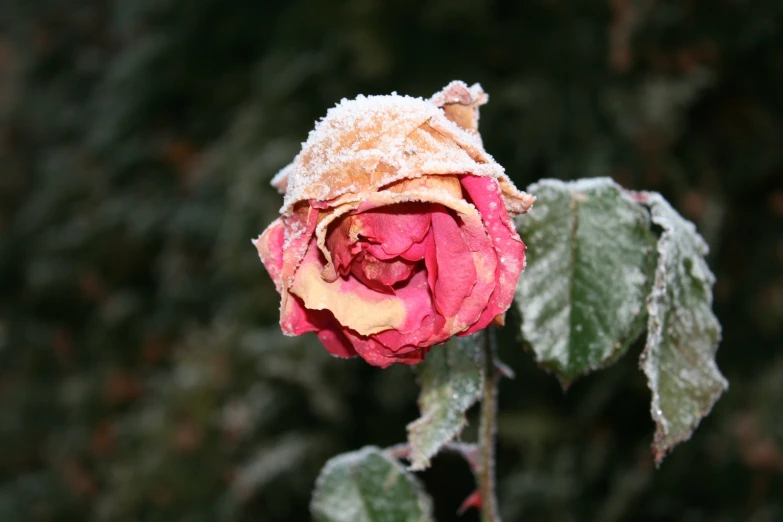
316,325 -> 357,358
426,206 -> 477,319
280,206 -> 320,287
280,294 -> 357,359
355,203 -> 432,256
460,175 -> 526,334
325,216 -> 358,276
363,233 -> 429,262
373,269 -> 447,349
288,239 -> 408,336
350,252 -> 417,292
254,218 -> 286,292
325,203 -> 432,270
344,330 -> 428,368
398,235 -> 430,262
451,211 -> 498,331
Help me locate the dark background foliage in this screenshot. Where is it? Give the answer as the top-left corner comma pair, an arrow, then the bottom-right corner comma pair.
0,0 -> 781,521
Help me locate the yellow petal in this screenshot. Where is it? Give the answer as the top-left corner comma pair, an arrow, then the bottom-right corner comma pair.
291,260 -> 405,336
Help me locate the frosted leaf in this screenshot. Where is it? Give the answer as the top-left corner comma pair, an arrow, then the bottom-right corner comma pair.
310,446 -> 433,522
406,335 -> 483,471
515,178 -> 657,384
638,193 -> 728,464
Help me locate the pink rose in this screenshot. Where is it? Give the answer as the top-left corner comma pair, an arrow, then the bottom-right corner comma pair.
253,81 -> 534,367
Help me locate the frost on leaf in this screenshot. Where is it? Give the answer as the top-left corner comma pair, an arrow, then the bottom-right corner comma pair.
515,178 -> 657,384
406,335 -> 483,471
639,193 -> 728,464
310,446 -> 433,522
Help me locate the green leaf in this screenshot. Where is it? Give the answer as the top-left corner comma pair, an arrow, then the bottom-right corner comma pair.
515,178 -> 657,384
310,446 -> 433,522
406,335 -> 483,471
639,193 -> 728,464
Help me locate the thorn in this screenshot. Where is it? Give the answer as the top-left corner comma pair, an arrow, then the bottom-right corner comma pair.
457,489 -> 482,516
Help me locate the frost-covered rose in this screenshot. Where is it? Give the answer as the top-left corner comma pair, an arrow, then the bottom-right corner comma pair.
253,81 -> 534,367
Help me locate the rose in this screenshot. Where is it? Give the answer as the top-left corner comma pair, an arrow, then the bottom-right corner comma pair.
253,81 -> 534,367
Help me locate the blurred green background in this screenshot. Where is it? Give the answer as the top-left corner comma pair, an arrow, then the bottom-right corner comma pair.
1,1 -> 781,521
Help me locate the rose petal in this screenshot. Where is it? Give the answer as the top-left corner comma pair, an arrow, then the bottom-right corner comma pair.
460,175 -> 526,334
353,203 -> 432,256
280,205 -> 320,288
325,215 -> 358,277
332,181 -> 499,335
350,252 -> 417,292
279,93 -> 505,215
289,239 -> 407,336
450,207 -> 498,331
253,218 -> 286,292
373,268 -> 446,347
280,295 -> 357,358
325,203 -> 432,274
317,326 -> 357,358
377,175 -> 463,204
426,206 -> 477,319
344,330 -> 428,368
397,236 -> 429,262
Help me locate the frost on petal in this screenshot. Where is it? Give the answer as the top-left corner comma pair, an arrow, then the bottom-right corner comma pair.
271,162 -> 294,194
253,218 -> 286,292
277,82 -> 527,215
499,178 -> 536,215
461,175 -> 526,334
279,204 -> 320,289
281,94 -> 443,213
429,80 -> 487,133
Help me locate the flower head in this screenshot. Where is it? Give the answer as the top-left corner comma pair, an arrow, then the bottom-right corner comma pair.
254,81 -> 533,367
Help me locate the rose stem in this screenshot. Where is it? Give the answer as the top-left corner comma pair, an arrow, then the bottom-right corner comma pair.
479,326 -> 500,522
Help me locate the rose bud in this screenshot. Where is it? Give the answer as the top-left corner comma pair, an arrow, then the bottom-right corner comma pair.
253,80 -> 534,367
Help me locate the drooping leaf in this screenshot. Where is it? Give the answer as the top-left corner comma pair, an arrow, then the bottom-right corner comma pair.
310,446 -> 433,522
639,193 -> 728,463
515,178 -> 657,384
406,335 -> 483,471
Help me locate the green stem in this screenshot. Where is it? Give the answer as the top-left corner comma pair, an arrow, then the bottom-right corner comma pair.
479,327 -> 500,522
